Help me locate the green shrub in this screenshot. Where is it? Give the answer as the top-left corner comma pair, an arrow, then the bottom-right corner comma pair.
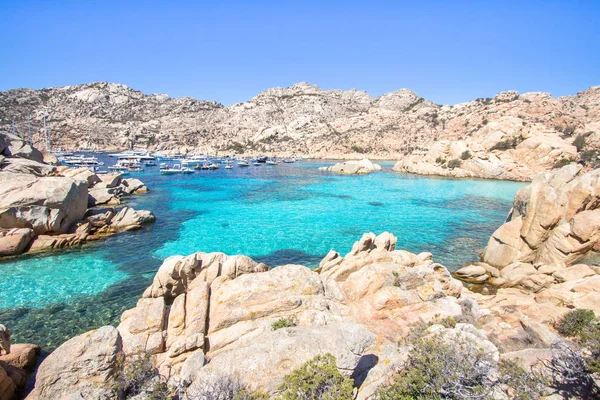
186,372 -> 268,400
553,158 -> 572,169
573,134 -> 587,152
272,318 -> 296,331
460,150 -> 472,160
556,309 -> 596,337
378,333 -> 546,400
447,159 -> 461,169
440,316 -> 457,329
277,353 -> 354,400
351,145 -> 367,153
113,353 -> 170,399
435,157 -> 446,164
490,135 -> 523,151
377,335 -> 495,399
563,125 -> 576,137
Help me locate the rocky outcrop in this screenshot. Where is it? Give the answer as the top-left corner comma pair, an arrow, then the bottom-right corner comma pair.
0,325 -> 40,400
27,326 -> 122,400
452,165 -> 600,292
1,82 -> 598,166
0,133 -> 154,258
29,232 -> 493,398
318,159 -> 382,175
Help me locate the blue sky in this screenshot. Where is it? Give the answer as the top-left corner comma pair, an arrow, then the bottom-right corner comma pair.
1,0 -> 598,105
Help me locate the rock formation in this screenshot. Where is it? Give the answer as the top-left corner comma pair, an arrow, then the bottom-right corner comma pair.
27,231 -> 586,399
0,325 -> 40,400
1,82 -> 599,180
455,164 -> 600,293
0,133 -> 154,257
318,159 -> 382,175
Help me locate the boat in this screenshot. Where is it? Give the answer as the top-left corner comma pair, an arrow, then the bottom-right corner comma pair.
237,160 -> 250,167
256,156 -> 268,163
225,164 -> 233,169
253,162 -> 261,166
160,164 -> 183,175
181,167 -> 195,174
208,163 -> 219,170
281,158 -> 296,163
266,159 -> 277,165
145,161 -> 157,167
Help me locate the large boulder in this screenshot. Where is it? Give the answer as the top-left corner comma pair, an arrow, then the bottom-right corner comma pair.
0,173 -> 88,234
0,228 -> 34,257
482,165 -> 600,270
319,159 -> 382,175
27,326 -> 123,400
0,133 -> 44,163
188,323 -> 375,394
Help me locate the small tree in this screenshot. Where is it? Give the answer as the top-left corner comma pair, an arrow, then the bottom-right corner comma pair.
447,159 -> 462,169
277,353 -> 354,400
573,134 -> 587,152
460,150 -> 472,160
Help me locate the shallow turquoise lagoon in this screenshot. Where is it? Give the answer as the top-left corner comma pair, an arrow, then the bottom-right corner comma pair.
0,159 -> 525,349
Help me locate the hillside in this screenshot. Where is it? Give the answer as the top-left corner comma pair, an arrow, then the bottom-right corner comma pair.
1,82 -> 599,176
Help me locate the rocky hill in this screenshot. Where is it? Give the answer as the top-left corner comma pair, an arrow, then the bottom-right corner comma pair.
1,82 -> 599,178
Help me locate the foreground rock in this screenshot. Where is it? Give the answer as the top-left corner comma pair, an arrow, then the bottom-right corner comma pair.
0,325 -> 40,400
27,326 -> 121,400
0,133 -> 154,258
30,233 -> 480,398
318,159 -> 382,175
27,228 -> 599,398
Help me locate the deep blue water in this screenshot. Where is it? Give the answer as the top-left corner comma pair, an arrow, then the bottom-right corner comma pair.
0,157 -> 525,349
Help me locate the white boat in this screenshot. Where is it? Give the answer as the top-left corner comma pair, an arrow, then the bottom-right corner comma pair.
281,158 -> 296,163
208,163 -> 219,170
266,160 -> 277,165
253,162 -> 261,166
181,167 -> 195,174
225,164 -> 233,169
161,164 -> 183,175
237,160 -> 250,167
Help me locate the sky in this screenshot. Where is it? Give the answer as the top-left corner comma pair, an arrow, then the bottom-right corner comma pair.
0,0 -> 599,106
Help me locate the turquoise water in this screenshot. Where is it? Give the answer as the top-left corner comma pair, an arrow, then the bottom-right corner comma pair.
0,159 -> 525,349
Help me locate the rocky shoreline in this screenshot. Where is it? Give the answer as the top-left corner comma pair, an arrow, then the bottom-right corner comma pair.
1,134 -> 600,397
13,164 -> 600,398
0,133 -> 155,258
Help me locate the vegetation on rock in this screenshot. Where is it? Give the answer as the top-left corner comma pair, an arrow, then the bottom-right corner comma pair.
277,353 -> 354,400
272,317 -> 297,331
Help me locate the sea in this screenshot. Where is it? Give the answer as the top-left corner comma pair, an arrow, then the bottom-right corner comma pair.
0,155 -> 525,350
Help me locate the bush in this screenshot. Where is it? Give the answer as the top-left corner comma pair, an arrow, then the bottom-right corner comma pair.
187,373 -> 268,400
435,157 -> 446,165
447,159 -> 462,169
553,158 -> 573,169
113,353 -> 171,399
351,145 -> 367,153
563,125 -> 577,137
460,150 -> 472,160
490,135 -> 524,151
272,318 -> 296,331
277,353 -> 354,400
556,309 -> 596,337
378,333 -> 546,400
378,335 -> 496,399
545,341 -> 599,399
573,134 -> 587,152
